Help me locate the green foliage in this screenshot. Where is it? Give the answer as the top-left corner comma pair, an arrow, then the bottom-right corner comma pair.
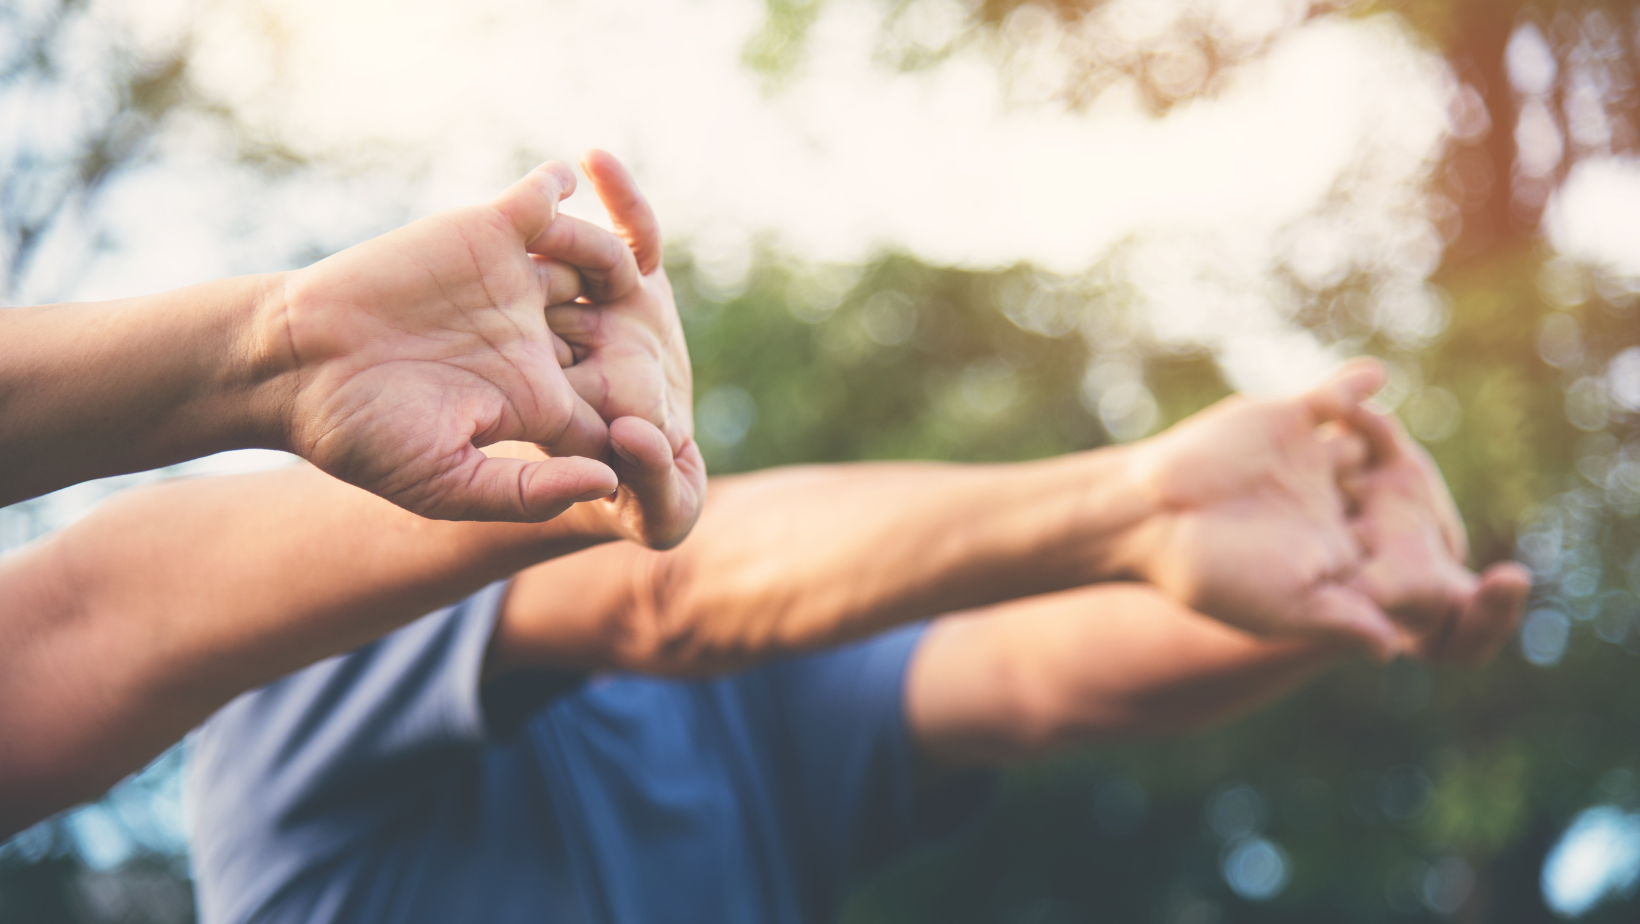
663,231 -> 1640,923
678,252 -> 1113,473
6,1 -> 1640,921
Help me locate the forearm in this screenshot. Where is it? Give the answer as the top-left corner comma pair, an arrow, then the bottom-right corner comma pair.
0,275 -> 292,506
906,584 -> 1343,768
0,463 -> 612,831
494,453 -> 1156,676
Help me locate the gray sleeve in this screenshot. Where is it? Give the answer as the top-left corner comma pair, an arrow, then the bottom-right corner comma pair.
185,582 -> 507,924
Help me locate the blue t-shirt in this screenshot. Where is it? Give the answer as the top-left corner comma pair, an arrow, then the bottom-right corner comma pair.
187,583 -> 977,924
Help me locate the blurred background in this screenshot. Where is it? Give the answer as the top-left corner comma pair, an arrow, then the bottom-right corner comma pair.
2,0 -> 1640,920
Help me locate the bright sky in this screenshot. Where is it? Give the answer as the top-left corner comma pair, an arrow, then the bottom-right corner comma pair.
66,0 -> 1461,399
28,0 -> 1640,390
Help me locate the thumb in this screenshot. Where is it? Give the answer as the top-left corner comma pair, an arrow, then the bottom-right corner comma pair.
418,446 -> 617,522
1299,584 -> 1402,663
491,162 -> 577,246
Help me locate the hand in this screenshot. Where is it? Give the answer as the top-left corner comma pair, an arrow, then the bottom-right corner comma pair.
1337,405 -> 1531,664
543,150 -> 705,550
1120,360 -> 1402,659
273,163 -> 642,522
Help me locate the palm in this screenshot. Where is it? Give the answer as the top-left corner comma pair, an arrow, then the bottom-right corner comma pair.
274,164 -> 617,522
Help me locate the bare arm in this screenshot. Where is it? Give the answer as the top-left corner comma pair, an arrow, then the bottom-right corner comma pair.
490,364 -> 1452,679
0,463 -> 624,834
0,275 -> 293,505
904,571 -> 1526,771
489,454 -> 1154,677
904,585 -> 1340,768
0,154 -> 704,528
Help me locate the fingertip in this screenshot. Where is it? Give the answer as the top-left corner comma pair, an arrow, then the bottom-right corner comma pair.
538,161 -> 577,198
495,161 -> 577,242
524,456 -> 618,508
1309,358 -> 1387,420
581,148 -> 616,177
1339,356 -> 1387,395
1484,560 -> 1534,590
609,416 -> 673,473
1480,562 -> 1532,622
1429,562 -> 1528,663
579,149 -> 662,275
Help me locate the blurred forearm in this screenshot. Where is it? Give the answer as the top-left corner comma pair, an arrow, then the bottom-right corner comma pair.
905,584 -> 1343,769
491,454 -> 1156,676
0,464 -> 614,835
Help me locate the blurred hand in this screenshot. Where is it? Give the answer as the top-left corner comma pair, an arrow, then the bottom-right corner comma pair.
1337,405 -> 1531,664
1121,360 -> 1403,659
542,150 -> 704,550
276,162 -> 649,522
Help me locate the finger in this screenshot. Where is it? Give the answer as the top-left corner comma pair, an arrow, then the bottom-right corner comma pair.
1320,423 -> 1369,475
608,416 -> 700,549
534,388 -> 612,460
1301,357 -> 1386,423
1340,403 -> 1403,468
533,255 -> 585,306
1348,550 -> 1471,637
549,330 -> 574,368
418,449 -> 616,522
582,149 -> 663,275
1300,584 -> 1402,662
527,214 -> 640,303
567,358 -> 687,455
1344,405 -> 1468,561
543,301 -> 606,345
1440,562 -> 1531,664
491,162 -> 576,245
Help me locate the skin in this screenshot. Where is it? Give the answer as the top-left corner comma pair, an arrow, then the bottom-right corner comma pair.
904,581 -> 1522,773
493,361 -> 1501,674
0,153 -> 702,535
0,152 -> 700,831
550,151 -> 703,549
0,156 -> 1527,837
0,362 -> 1526,835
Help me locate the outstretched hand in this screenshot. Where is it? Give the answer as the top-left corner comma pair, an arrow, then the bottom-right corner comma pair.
1122,361 -> 1405,658
1335,405 -> 1531,664
276,162 -> 645,522
1121,356 -> 1530,664
542,150 -> 705,550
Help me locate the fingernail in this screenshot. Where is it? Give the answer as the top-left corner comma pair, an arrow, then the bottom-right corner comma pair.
541,162 -> 576,194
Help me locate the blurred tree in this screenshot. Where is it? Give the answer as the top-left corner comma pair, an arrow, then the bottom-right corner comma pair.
735,0 -> 1640,921
6,0 -> 1640,921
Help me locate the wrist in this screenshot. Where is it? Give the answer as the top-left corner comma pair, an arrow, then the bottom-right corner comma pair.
233,270 -> 302,452
1038,444 -> 1165,587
